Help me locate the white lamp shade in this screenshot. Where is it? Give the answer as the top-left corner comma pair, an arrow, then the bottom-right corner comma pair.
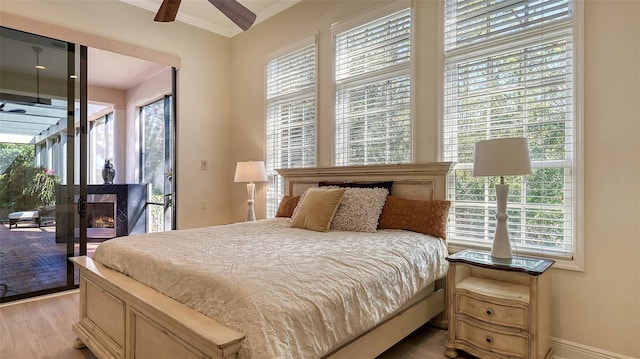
473,137 -> 532,177
234,161 -> 268,182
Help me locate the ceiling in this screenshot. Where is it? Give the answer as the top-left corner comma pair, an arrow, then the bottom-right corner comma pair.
120,0 -> 301,38
94,0 -> 303,88
0,53 -> 167,141
98,0 -> 303,88
1,0 -> 299,143
88,48 -> 169,90
0,29 -> 167,143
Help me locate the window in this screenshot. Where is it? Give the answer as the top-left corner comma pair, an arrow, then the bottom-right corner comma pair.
50,136 -> 61,177
333,3 -> 412,166
89,112 -> 114,184
443,0 -> 581,265
265,37 -> 317,218
140,96 -> 173,232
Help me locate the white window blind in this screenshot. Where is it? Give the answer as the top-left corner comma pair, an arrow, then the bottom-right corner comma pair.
443,0 -> 577,259
334,6 -> 412,166
265,38 -> 317,217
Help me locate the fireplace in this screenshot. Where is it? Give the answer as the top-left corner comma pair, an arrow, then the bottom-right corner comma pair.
56,183 -> 150,243
86,194 -> 117,239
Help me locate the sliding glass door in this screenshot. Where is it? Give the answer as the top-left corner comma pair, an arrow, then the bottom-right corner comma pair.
0,27 -> 176,303
0,27 -> 88,302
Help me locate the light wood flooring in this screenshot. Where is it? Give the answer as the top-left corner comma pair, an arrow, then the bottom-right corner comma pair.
0,291 -> 477,359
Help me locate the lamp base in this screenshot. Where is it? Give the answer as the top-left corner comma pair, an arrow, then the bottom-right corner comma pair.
490,255 -> 513,265
491,183 -> 512,261
245,200 -> 256,222
245,182 -> 256,222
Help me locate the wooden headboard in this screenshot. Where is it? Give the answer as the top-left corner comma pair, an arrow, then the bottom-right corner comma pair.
276,162 -> 454,201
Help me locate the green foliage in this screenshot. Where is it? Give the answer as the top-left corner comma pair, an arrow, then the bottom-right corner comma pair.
22,168 -> 59,207
0,143 -> 59,211
0,144 -> 34,210
0,143 -> 34,175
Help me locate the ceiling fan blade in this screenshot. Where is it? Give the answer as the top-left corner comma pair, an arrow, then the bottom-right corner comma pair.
208,0 -> 257,31
154,0 -> 182,22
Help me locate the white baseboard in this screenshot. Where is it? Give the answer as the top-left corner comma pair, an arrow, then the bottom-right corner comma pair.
552,337 -> 638,359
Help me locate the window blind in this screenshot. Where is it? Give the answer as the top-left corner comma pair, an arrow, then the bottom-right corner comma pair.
443,0 -> 576,259
334,7 -> 412,166
265,39 -> 317,217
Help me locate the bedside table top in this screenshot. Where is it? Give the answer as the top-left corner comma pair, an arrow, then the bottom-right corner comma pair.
446,249 -> 554,276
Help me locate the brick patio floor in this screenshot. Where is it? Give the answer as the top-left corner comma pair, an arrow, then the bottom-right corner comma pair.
0,222 -> 99,300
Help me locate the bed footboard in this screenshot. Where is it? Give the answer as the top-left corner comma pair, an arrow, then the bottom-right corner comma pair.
70,256 -> 245,359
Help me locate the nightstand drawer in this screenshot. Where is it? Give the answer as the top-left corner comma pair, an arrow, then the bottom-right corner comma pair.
457,291 -> 528,329
456,318 -> 528,358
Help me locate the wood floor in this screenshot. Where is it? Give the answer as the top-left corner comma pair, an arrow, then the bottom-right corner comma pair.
0,291 -> 477,359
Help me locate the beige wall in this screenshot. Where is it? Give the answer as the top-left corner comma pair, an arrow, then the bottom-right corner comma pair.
1,0 -> 638,357
575,0 -> 639,354
86,68 -> 172,189
230,0 -> 640,357
0,0 -> 234,228
124,67 -> 172,184
87,85 -> 126,183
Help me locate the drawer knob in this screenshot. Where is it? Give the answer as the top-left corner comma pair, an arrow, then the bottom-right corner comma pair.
486,336 -> 493,344
486,309 -> 493,316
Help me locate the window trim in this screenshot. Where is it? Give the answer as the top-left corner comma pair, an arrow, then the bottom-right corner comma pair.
263,33 -> 319,218
137,95 -> 174,232
331,0 -> 414,166
330,0 -> 411,36
438,0 -> 584,271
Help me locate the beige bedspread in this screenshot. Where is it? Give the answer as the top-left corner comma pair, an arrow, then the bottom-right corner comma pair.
93,218 -> 448,359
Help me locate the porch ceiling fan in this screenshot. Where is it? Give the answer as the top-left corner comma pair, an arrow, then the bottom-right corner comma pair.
154,0 -> 257,31
0,103 -> 26,114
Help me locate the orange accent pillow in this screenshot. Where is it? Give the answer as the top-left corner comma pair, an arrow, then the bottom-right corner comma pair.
377,196 -> 451,239
275,195 -> 300,218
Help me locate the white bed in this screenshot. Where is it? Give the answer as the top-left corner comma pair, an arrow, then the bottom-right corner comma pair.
70,162 -> 453,359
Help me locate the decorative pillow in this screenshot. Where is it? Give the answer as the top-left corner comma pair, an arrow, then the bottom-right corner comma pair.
291,188 -> 346,232
377,196 -> 451,239
319,181 -> 393,194
330,187 -> 389,232
290,187 -> 315,219
275,195 -> 300,218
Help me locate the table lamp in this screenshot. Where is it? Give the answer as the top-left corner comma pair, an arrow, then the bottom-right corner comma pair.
473,137 -> 532,261
234,160 -> 268,221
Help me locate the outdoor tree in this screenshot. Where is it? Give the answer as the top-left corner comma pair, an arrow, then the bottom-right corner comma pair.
0,143 -> 59,213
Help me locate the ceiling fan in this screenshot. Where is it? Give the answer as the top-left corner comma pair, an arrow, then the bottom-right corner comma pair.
154,0 -> 257,31
0,103 -> 26,114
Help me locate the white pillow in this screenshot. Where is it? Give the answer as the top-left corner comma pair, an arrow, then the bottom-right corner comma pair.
330,187 -> 389,232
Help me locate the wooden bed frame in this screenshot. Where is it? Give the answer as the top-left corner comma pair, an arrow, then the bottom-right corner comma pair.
70,162 -> 453,359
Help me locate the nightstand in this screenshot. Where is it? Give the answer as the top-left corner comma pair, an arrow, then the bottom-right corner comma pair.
444,249 -> 554,359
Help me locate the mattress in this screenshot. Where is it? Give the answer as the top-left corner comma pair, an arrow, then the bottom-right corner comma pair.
93,218 -> 448,359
